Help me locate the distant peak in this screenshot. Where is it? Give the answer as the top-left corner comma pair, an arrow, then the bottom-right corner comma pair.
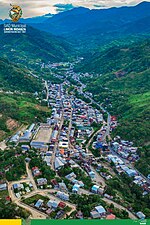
136,1 -> 150,6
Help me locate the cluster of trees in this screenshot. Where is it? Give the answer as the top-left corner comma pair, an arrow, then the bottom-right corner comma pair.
29,153 -> 55,184
106,173 -> 150,217
135,146 -> 150,177
70,194 -> 129,219
72,167 -> 93,190
0,198 -> 30,219
0,58 -> 42,92
0,148 -> 26,181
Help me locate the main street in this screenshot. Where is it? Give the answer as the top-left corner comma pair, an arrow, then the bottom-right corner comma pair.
51,110 -> 64,170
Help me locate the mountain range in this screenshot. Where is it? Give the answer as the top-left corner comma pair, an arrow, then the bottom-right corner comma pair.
26,1 -> 150,50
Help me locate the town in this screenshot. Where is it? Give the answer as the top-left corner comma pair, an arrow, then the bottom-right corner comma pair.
0,61 -> 150,221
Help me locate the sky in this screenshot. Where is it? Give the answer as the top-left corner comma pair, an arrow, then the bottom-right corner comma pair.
0,0 -> 149,19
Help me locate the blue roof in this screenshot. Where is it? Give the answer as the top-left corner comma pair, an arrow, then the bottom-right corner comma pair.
13,184 -> 19,189
35,199 -> 43,208
92,185 -> 99,191
95,205 -> 106,214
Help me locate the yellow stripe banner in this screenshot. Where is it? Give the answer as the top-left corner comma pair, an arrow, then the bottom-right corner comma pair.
0,219 -> 21,225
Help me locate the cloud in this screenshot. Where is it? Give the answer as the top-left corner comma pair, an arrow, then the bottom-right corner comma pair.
54,3 -> 75,12
0,0 -> 149,19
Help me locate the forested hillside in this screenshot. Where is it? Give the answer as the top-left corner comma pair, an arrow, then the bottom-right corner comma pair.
77,40 -> 150,146
0,57 -> 42,92
0,93 -> 51,141
0,25 -> 72,65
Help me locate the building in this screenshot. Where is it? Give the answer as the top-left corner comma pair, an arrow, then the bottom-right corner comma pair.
76,211 -> 83,219
30,141 -> 49,151
56,191 -> 69,201
35,199 -> 44,208
59,182 -> 68,192
37,178 -> 47,186
126,169 -> 137,177
65,172 -> 76,181
106,214 -> 116,220
32,167 -> 41,177
90,211 -> 100,219
0,183 -> 7,191
95,205 -> 106,216
21,145 -> 30,151
58,202 -> 66,209
13,183 -> 24,190
89,171 -> 95,179
72,184 -> 80,193
55,157 -> 65,170
19,130 -> 32,142
91,185 -> 99,193
51,130 -> 58,142
98,188 -> 104,195
47,200 -> 59,209
136,211 -> 146,220
10,132 -> 20,143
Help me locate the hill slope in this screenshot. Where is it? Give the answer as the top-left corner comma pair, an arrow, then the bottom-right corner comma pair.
77,40 -> 150,74
0,25 -> 72,65
77,40 -> 150,146
0,57 -> 42,92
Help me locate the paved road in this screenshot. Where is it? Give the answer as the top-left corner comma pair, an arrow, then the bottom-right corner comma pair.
26,162 -> 38,190
44,80 -> 49,101
51,110 -> 64,170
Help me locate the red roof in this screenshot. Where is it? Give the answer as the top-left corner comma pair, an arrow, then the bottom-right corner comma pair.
6,196 -> 11,201
58,202 -> 66,208
32,166 -> 39,170
106,214 -> 116,220
51,179 -> 58,186
111,116 -> 117,121
107,208 -> 113,213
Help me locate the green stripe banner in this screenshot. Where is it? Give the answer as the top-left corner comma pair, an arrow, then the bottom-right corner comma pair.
30,220 -> 150,225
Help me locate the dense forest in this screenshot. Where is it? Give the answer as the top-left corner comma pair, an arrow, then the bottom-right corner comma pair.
0,25 -> 72,64
0,57 -> 42,92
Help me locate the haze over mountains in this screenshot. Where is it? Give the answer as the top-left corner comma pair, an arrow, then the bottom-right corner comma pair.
27,1 -> 150,49
0,2 -> 149,51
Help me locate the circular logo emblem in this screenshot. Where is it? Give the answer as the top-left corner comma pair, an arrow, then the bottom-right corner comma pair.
9,4 -> 22,22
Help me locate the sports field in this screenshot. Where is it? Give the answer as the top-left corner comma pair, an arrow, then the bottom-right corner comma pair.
34,127 -> 52,143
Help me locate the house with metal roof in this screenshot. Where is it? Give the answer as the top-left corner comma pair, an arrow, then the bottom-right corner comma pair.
95,205 -> 106,216
0,183 -> 7,191
72,184 -> 80,193
91,185 -> 99,193
35,199 -> 44,208
90,211 -> 100,219
47,200 -> 59,209
56,191 -> 69,201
